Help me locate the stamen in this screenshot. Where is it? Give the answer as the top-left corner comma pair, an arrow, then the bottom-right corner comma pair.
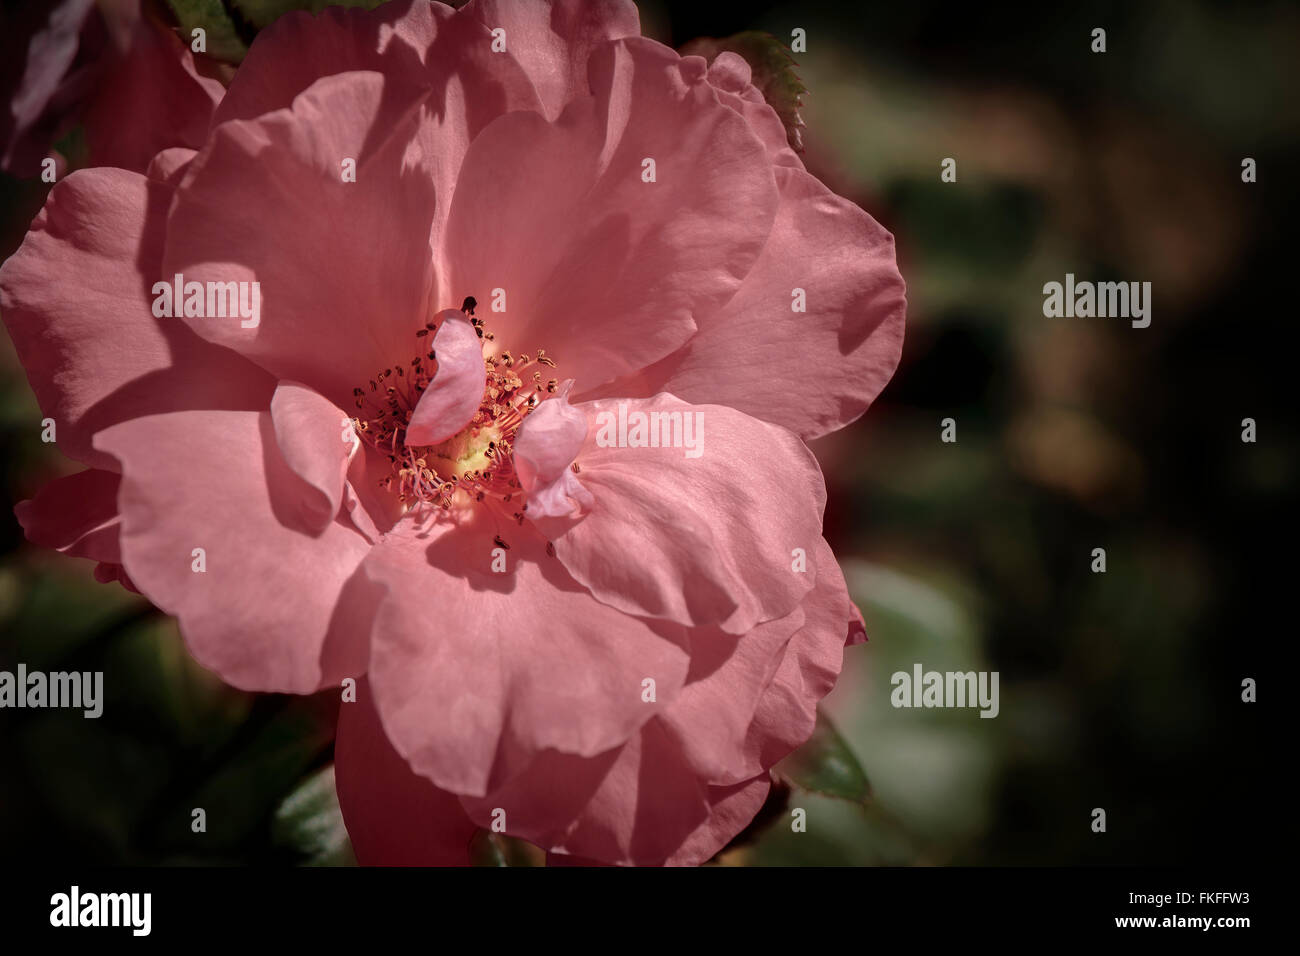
347,304 -> 558,527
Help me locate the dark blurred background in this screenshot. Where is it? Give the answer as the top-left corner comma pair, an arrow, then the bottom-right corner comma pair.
1,0 -> 1292,865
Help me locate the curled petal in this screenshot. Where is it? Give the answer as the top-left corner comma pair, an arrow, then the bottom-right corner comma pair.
405,311 -> 485,447
14,468 -> 122,563
513,380 -> 593,517
270,381 -> 354,533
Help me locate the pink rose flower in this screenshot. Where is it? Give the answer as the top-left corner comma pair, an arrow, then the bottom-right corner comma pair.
0,0 -> 905,865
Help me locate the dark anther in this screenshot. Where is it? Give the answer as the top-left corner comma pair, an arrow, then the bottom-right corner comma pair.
461,295 -> 477,315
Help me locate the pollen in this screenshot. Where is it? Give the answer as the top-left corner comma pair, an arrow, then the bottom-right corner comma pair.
349,307 -> 557,522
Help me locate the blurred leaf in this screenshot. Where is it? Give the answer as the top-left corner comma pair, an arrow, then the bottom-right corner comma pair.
775,708 -> 871,803
17,713 -> 170,861
232,0 -> 388,31
834,560 -> 999,852
163,0 -> 250,64
680,31 -> 807,150
469,830 -> 544,867
163,0 -> 392,63
735,792 -> 915,867
3,565 -> 148,669
51,125 -> 89,172
149,694 -> 335,854
845,561 -> 981,656
272,765 -> 356,866
886,179 -> 1043,272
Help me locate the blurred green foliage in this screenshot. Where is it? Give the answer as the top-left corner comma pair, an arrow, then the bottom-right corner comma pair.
163,0 -> 389,63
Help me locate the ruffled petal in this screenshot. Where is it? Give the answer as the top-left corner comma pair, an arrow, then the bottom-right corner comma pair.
664,773 -> 772,865
739,541 -> 855,774
162,70 -> 440,407
362,513 -> 690,796
535,394 -> 824,634
212,0 -> 442,124
465,718 -> 709,865
212,0 -> 541,259
655,607 -> 803,785
459,0 -> 640,120
0,167 -> 276,470
596,164 -> 906,440
440,36 -> 780,391
702,51 -> 802,168
661,538 -> 852,785
94,409 -> 375,694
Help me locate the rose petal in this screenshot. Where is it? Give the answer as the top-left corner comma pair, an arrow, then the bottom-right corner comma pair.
535,394 -> 824,634
0,167 -> 276,470
460,0 -> 640,120
14,468 -> 121,563
94,409 -> 375,693
704,51 -> 803,168
660,538 -> 852,784
596,164 -> 907,440
270,381 -> 355,533
336,677 -> 478,866
363,513 -> 690,796
512,381 -> 594,517
163,70 -> 439,408
404,311 -> 484,447
440,37 -> 780,392
81,14 -> 223,173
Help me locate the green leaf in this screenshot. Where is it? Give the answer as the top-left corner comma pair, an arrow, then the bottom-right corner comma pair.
679,31 -> 808,151
469,830 -> 545,866
164,0 -> 250,64
164,0 -> 392,62
146,694 -> 336,855
775,707 -> 871,803
272,765 -> 356,866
